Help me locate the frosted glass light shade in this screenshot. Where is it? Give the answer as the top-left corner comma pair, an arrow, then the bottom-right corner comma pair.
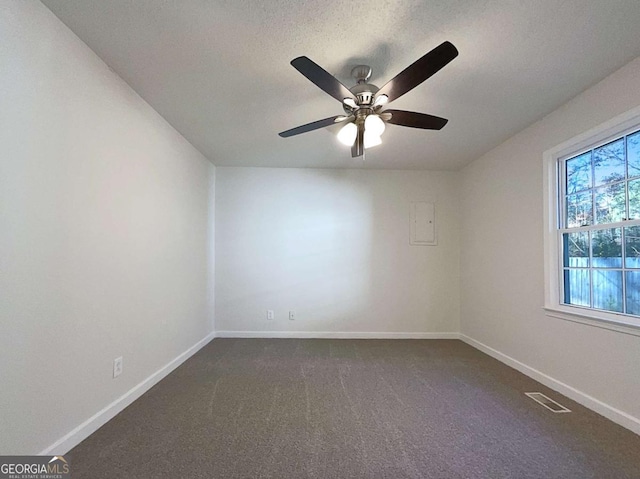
343,98 -> 358,109
373,94 -> 388,107
337,122 -> 358,146
364,131 -> 382,148
364,114 -> 385,136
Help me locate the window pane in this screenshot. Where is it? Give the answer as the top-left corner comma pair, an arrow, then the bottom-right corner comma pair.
566,192 -> 593,227
626,271 -> 640,315
629,178 -> 640,220
592,270 -> 623,313
595,182 -> 625,224
625,225 -> 640,269
564,269 -> 590,307
566,152 -> 592,193
628,131 -> 640,179
594,138 -> 625,187
563,232 -> 589,267
559,130 -> 640,320
592,228 -> 622,268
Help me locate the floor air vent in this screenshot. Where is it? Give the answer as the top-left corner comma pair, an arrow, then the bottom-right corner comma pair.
525,392 -> 571,413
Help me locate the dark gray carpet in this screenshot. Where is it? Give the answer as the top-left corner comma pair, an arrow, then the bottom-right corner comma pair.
68,339 -> 640,478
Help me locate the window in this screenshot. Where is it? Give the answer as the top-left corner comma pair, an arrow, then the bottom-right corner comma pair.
561,133 -> 640,314
544,107 -> 640,331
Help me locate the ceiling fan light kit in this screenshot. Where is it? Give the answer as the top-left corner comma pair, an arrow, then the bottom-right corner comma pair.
279,41 -> 458,158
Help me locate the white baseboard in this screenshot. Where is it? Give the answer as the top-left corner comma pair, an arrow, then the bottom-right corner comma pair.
460,334 -> 640,436
36,331 -> 640,454
215,331 -> 460,339
39,331 -> 216,455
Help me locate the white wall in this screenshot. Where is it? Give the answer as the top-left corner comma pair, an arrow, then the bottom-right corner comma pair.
0,1 -> 215,454
215,167 -> 460,336
460,57 -> 640,425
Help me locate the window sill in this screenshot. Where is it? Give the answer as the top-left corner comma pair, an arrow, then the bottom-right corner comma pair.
543,305 -> 640,337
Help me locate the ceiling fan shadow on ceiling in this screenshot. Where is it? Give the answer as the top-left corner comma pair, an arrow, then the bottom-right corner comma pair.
278,41 -> 458,158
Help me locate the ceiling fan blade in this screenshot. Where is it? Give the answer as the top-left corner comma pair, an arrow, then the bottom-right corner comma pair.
291,56 -> 355,103
279,115 -> 351,138
384,110 -> 448,130
375,41 -> 458,103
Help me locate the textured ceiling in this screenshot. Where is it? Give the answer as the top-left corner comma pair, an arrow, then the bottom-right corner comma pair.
42,0 -> 640,170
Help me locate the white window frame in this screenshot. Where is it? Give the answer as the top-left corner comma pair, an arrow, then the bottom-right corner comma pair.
543,105 -> 640,336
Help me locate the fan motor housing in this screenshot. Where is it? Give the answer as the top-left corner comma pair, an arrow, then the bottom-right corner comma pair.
343,82 -> 379,114
346,64 -> 379,110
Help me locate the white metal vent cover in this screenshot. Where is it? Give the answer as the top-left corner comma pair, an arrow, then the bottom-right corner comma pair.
525,392 -> 571,413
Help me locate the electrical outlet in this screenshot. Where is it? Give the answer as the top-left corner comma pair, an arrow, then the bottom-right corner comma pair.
267,310 -> 274,320
113,357 -> 123,378
289,310 -> 296,320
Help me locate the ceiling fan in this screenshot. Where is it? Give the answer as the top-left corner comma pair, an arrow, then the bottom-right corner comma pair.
279,41 -> 458,158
